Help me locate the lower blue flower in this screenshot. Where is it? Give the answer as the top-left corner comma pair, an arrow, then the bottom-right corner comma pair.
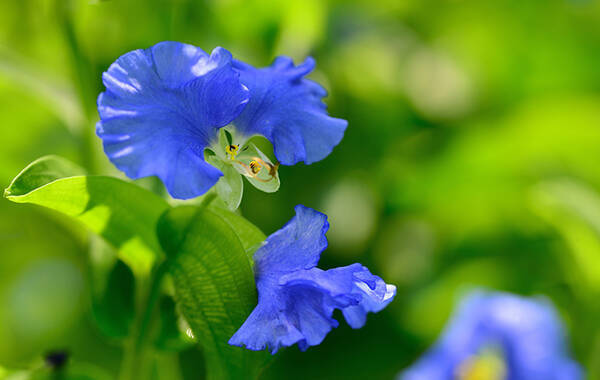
398,290 -> 583,380
229,205 -> 396,354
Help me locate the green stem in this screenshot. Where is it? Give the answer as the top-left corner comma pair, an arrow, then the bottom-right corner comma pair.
135,262 -> 169,351
118,262 -> 169,380
118,189 -> 218,380
200,192 -> 218,208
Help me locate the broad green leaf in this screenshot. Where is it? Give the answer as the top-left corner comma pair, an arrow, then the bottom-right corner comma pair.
4,156 -> 170,276
209,204 -> 266,261
4,155 -> 86,197
207,155 -> 243,211
157,206 -> 270,380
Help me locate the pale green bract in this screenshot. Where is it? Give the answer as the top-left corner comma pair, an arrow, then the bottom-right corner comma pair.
206,128 -> 280,211
207,154 -> 244,211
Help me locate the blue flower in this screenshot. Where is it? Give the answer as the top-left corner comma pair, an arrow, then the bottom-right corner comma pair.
97,42 -> 347,199
231,57 -> 348,166
97,42 -> 249,199
398,290 -> 583,380
229,205 -> 396,354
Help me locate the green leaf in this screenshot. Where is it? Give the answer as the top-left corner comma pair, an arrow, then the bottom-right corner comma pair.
91,260 -> 135,339
157,206 -> 270,380
209,204 -> 266,261
153,295 -> 194,352
207,155 -> 244,211
4,155 -> 86,197
4,156 -> 170,276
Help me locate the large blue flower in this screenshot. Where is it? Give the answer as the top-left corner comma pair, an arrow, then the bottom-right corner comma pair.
97,42 -> 249,199
97,42 -> 347,199
229,205 -> 395,354
398,290 -> 583,380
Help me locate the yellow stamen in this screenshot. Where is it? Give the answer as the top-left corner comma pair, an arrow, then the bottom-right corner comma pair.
249,160 -> 262,174
225,144 -> 240,160
235,156 -> 278,182
456,352 -> 506,380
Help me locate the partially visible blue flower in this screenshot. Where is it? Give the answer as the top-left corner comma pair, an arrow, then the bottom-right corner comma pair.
232,57 -> 348,165
97,42 -> 347,199
229,205 -> 395,354
97,42 -> 249,199
398,290 -> 583,380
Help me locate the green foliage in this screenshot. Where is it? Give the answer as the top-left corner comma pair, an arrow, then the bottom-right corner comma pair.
3,156 -> 273,379
3,361 -> 114,380
91,259 -> 135,339
0,196 -> 88,367
2,0 -> 600,378
4,155 -> 86,197
209,203 -> 266,260
153,296 -> 194,352
157,206 -> 270,380
4,156 -> 169,276
531,179 -> 600,293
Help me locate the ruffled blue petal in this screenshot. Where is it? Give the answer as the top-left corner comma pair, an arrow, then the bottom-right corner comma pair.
97,42 -> 249,199
281,264 -> 396,329
253,205 -> 329,274
228,278 -> 308,354
231,56 -> 347,165
230,206 -> 395,354
279,266 -> 363,309
398,290 -> 584,380
228,274 -> 340,354
341,266 -> 397,329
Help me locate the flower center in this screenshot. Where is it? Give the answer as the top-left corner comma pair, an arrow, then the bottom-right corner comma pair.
225,144 -> 240,160
209,127 -> 280,192
249,160 -> 262,174
455,350 -> 506,380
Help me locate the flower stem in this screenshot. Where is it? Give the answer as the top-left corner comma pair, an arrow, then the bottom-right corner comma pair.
118,262 -> 168,380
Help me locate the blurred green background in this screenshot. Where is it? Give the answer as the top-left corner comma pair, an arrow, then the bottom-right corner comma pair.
1,0 -> 600,379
